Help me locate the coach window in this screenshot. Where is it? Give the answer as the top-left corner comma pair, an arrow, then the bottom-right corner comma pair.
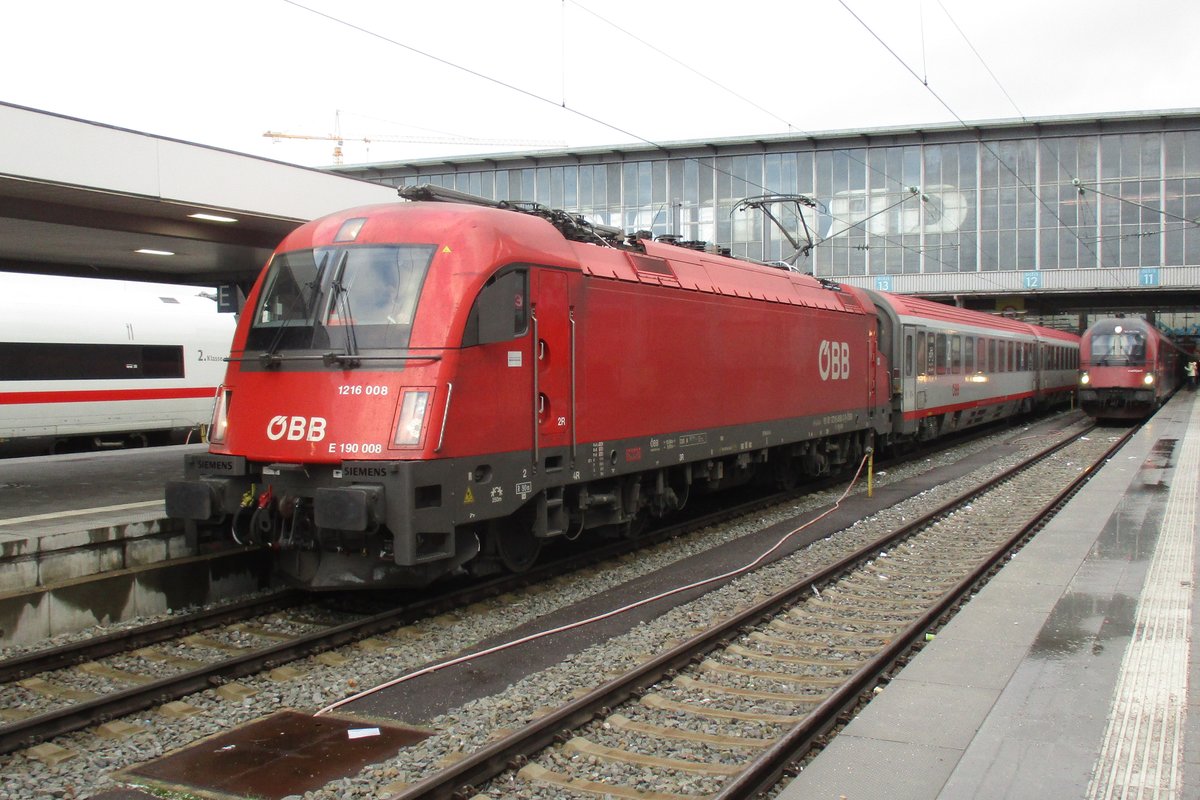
935,334 -> 948,375
965,336 -> 975,373
916,331 -> 927,376
950,336 -> 962,374
1007,341 -> 1015,372
987,339 -> 997,373
905,334 -> 914,377
463,268 -> 529,346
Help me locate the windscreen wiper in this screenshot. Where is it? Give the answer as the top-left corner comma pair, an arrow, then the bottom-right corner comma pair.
260,252 -> 331,368
324,251 -> 360,368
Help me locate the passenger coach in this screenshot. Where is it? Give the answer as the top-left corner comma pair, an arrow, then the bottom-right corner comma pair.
869,292 -> 1079,445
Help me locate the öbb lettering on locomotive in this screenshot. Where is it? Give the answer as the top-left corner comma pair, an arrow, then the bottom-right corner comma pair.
165,184 -> 1080,590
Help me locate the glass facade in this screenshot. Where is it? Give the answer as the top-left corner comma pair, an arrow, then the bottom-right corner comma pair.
379,122 -> 1200,280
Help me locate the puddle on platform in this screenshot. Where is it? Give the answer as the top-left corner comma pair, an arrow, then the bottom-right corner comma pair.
119,710 -> 430,799
1029,589 -> 1137,660
1138,437 -> 1177,490
1028,445 -> 1172,662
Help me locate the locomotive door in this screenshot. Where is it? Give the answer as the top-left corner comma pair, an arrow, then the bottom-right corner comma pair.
531,269 -> 573,464
867,329 -> 878,414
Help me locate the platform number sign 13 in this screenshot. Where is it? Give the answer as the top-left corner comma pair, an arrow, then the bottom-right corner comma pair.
819,340 -> 850,381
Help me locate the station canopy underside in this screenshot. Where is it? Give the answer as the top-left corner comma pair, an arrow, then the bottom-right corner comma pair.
4,102 -> 1198,326
0,102 -> 395,288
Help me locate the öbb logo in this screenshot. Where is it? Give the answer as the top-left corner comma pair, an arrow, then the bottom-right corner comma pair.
818,340 -> 850,381
266,415 -> 327,442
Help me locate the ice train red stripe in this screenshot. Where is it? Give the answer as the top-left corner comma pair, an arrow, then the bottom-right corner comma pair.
0,387 -> 218,405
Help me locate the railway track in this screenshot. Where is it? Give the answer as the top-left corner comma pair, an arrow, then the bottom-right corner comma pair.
381,422 -> 1127,800
0,450 -> 891,756
0,411 -> 1092,792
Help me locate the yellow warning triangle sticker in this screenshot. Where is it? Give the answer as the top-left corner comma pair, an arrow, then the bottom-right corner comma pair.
463,486 -> 474,504
442,245 -> 452,253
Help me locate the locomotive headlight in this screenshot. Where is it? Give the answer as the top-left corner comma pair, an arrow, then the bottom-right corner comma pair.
1143,373 -> 1155,386
209,387 -> 231,444
394,390 -> 431,446
1079,372 -> 1090,385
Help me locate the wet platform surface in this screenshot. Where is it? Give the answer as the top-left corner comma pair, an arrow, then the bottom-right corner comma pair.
0,444 -> 201,534
0,443 -> 264,645
118,710 -> 429,800
780,390 -> 1200,800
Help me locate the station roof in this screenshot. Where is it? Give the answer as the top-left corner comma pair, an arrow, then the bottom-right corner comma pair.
0,102 -> 397,287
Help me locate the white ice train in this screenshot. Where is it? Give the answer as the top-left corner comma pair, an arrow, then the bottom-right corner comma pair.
0,272 -> 235,453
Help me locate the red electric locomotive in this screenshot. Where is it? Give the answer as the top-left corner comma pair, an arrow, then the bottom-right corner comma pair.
166,185 -> 1077,589
1078,317 -> 1182,420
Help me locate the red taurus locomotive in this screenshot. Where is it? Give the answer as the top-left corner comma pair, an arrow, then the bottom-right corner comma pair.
167,186 -> 1078,589
1078,316 -> 1182,420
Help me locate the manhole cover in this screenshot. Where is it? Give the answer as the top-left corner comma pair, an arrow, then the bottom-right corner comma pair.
118,710 -> 430,799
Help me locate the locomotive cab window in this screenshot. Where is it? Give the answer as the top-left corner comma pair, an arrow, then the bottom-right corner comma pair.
1089,327 -> 1147,365
246,244 -> 435,353
463,268 -> 529,347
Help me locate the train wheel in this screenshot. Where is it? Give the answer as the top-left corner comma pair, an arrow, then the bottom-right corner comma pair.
621,511 -> 649,539
492,521 -> 542,573
770,458 -> 800,492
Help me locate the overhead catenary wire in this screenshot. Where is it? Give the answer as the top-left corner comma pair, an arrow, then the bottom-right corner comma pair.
1073,179 -> 1200,227
836,0 -> 1110,282
282,1 -> 1023,283
935,0 -> 1026,122
283,0 -> 938,268
567,0 -> 804,135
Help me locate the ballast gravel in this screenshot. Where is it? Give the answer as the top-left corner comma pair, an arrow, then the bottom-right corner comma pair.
0,415 -> 1103,800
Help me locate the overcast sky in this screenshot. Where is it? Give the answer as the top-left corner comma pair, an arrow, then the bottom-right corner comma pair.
5,1 -> 1198,168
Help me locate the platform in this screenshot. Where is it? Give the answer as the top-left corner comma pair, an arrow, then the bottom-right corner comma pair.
0,445 -> 265,645
0,445 -> 203,593
781,389 -> 1200,799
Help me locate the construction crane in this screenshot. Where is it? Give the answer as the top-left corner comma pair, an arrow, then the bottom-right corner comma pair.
264,112 -> 565,164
